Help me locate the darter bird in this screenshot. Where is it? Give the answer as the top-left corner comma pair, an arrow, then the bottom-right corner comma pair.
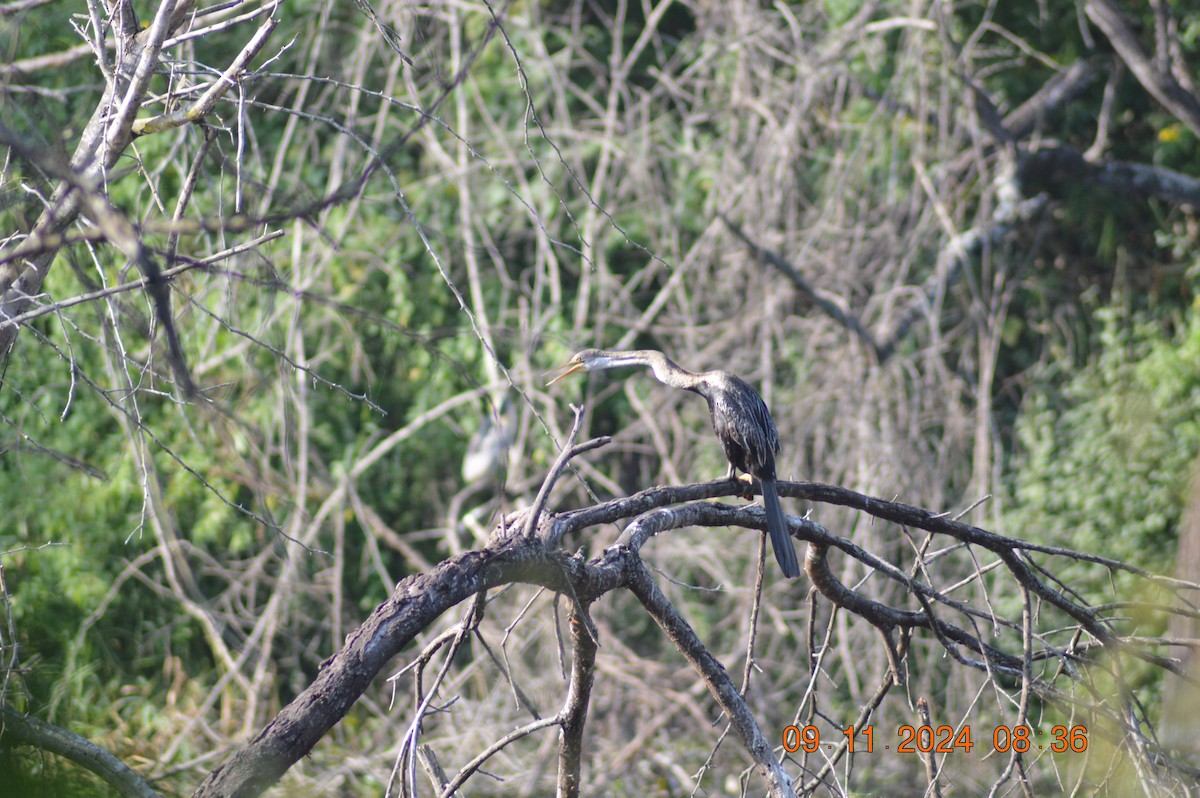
548,348 -> 800,579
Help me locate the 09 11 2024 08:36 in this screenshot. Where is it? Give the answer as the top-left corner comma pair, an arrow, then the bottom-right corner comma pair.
781,723 -> 1089,754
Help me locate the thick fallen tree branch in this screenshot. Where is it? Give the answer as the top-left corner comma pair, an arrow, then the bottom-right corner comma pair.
182,461 -> 1200,797
13,462 -> 1195,796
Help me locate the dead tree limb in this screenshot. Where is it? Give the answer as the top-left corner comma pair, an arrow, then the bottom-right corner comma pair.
178,467 -> 1200,797
556,600 -> 598,798
1,704 -> 159,798
1083,0 -> 1200,137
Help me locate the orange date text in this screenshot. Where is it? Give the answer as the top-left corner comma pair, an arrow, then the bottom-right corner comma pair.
780,724 -> 1088,754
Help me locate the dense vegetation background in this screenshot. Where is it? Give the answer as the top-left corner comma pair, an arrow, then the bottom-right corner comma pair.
2,0 -> 1200,795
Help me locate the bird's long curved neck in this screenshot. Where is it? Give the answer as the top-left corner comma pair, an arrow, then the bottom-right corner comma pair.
601,349 -> 706,392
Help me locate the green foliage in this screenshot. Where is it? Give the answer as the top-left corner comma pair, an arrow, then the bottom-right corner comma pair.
1006,307 -> 1200,579
0,747 -> 126,798
6,0 -> 1200,793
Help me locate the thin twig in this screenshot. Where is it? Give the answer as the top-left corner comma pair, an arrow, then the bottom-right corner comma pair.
525,403 -> 609,540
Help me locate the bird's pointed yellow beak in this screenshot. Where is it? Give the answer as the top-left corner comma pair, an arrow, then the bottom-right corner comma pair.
546,361 -> 585,387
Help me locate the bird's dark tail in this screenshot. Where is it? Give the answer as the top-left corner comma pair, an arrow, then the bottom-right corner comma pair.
761,479 -> 800,579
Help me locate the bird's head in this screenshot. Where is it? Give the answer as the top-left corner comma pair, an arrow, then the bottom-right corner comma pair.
545,348 -> 607,386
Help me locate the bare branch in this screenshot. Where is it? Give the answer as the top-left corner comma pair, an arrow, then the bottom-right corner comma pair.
1084,0 -> 1200,136
915,698 -> 945,798
131,7 -> 280,137
626,561 -> 794,797
0,123 -> 196,394
527,403 -> 609,541
720,212 -> 883,360
1020,145 -> 1200,207
1,705 -> 160,798
438,717 -> 561,798
556,600 -> 597,797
